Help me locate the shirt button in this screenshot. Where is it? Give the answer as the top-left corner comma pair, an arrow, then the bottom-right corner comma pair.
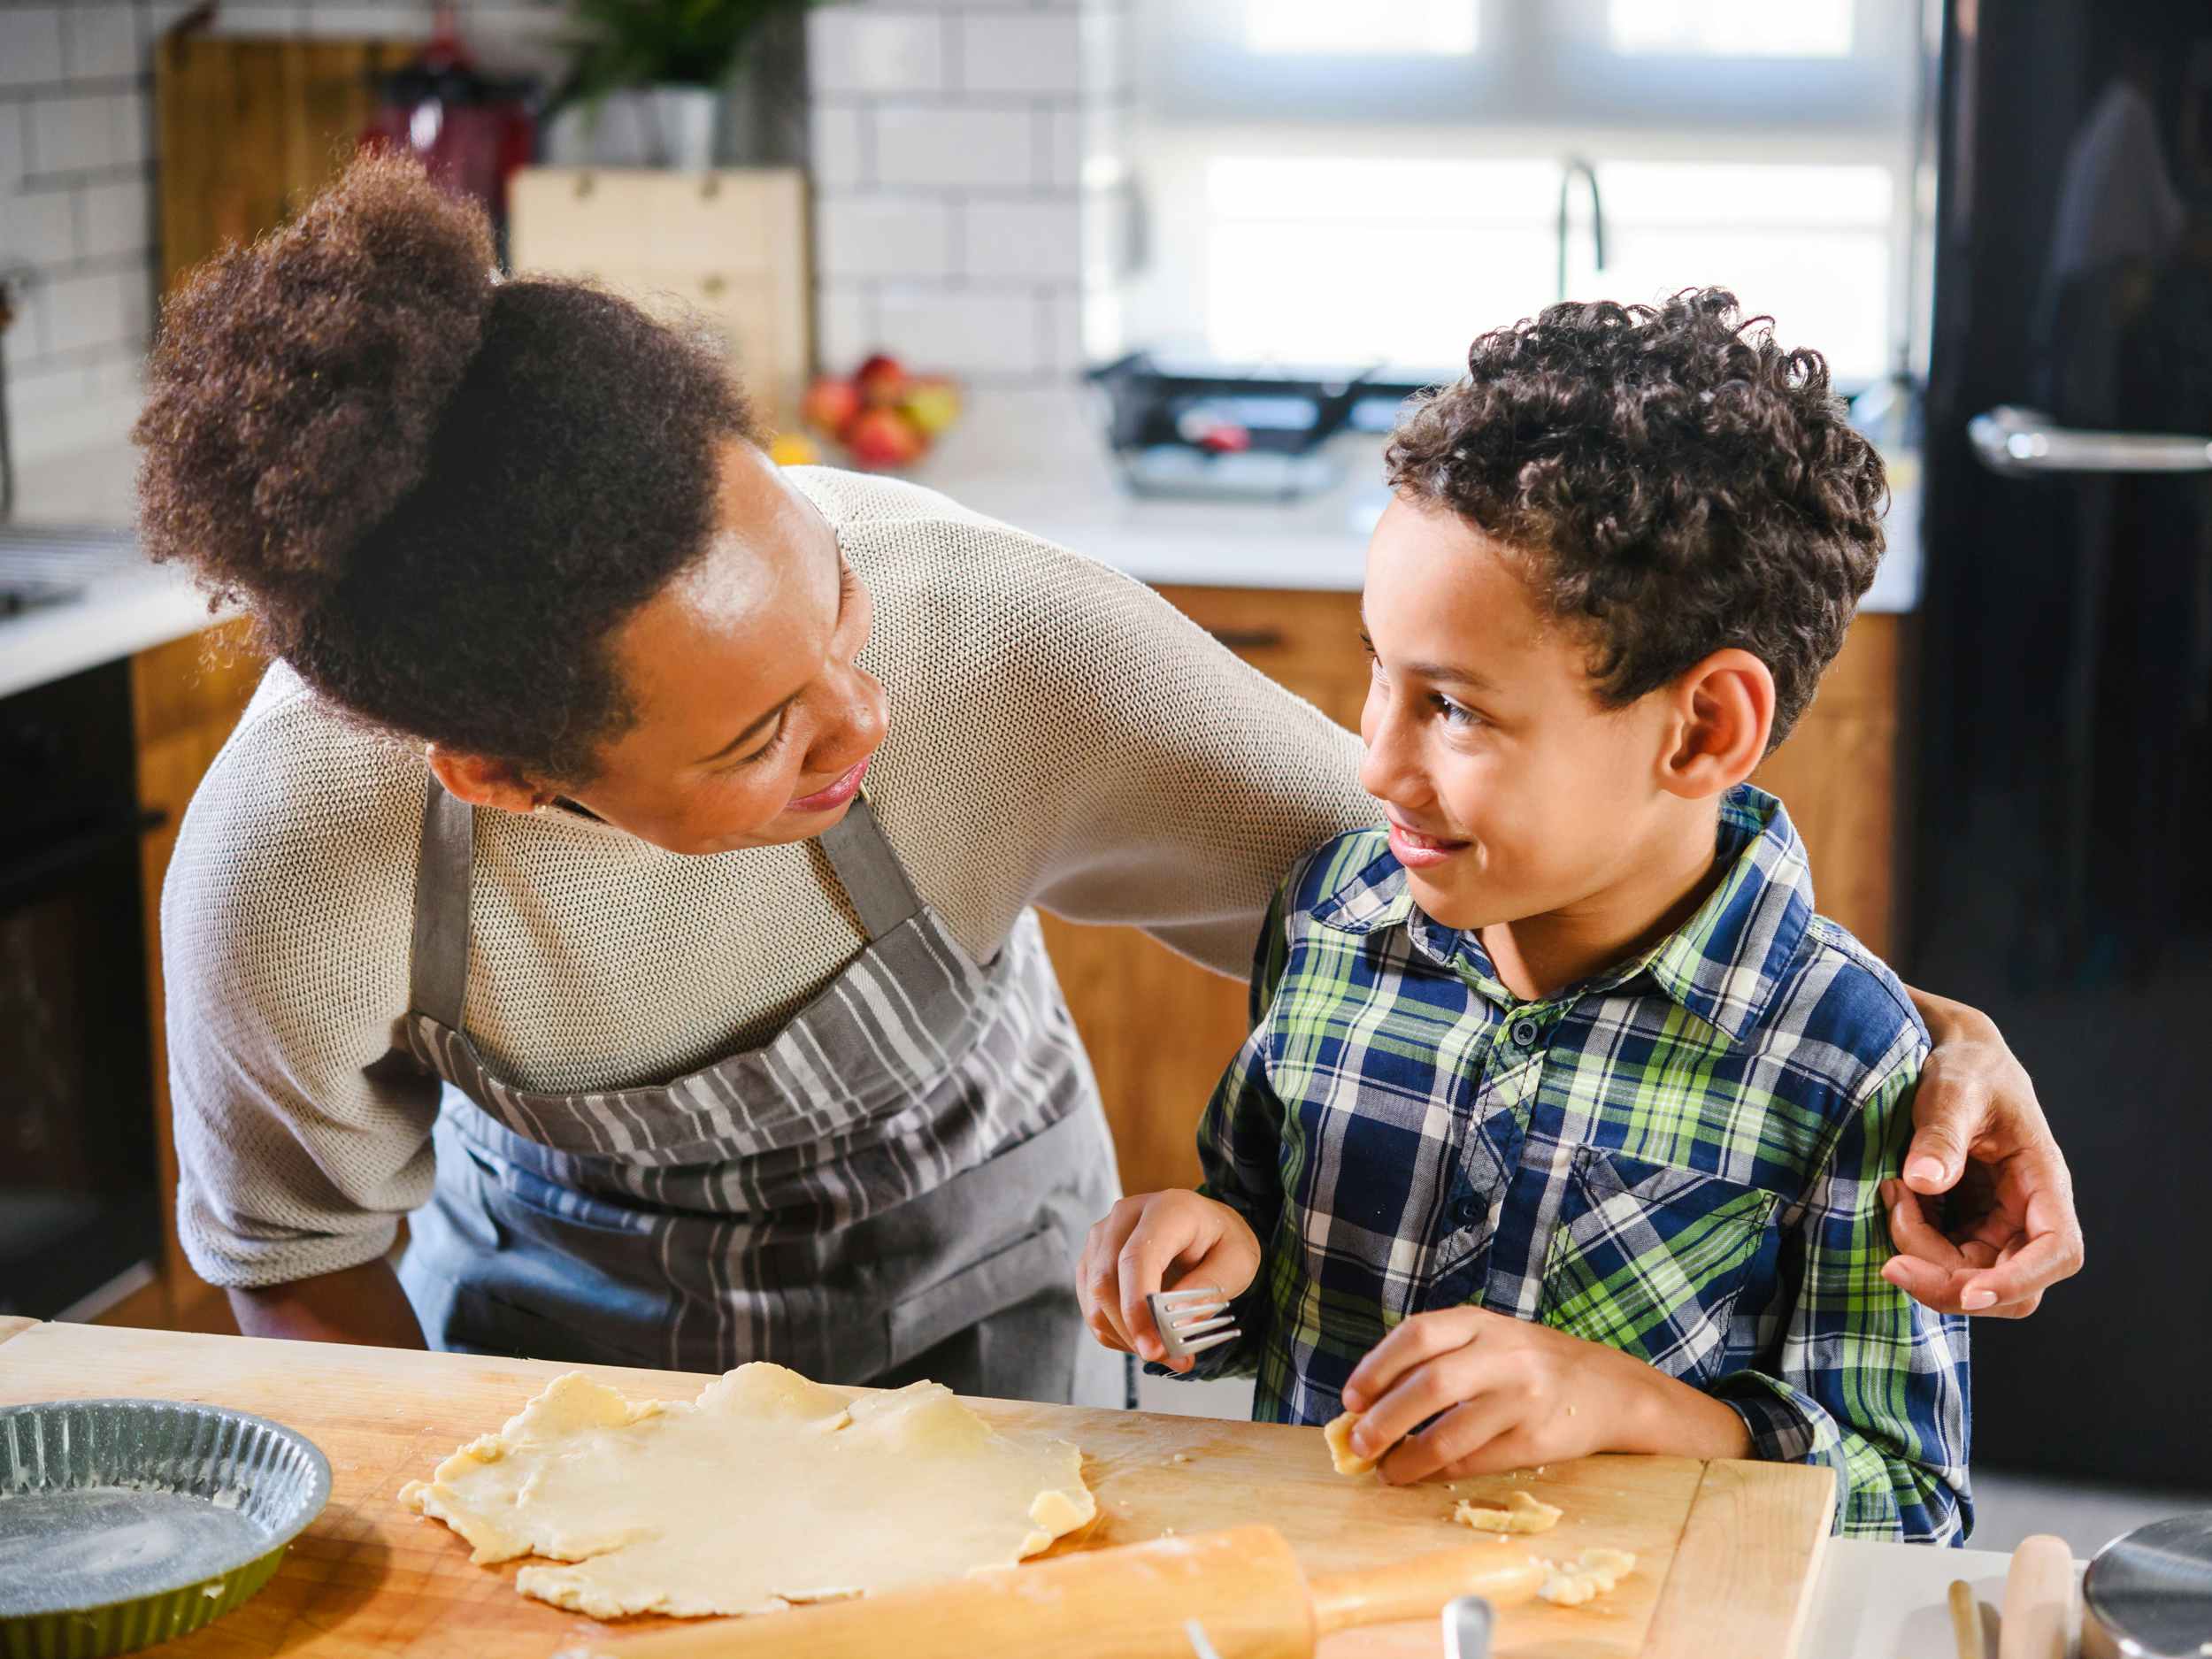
1453,1195 -> 1482,1227
1509,1018 -> 1542,1048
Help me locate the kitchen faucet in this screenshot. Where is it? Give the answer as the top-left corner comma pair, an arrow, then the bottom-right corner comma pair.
1556,157 -> 1607,301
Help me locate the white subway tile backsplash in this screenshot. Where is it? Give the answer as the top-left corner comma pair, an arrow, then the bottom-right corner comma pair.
0,108 -> 25,194
78,177 -> 150,261
961,196 -> 1080,281
817,195 -> 956,280
873,105 -> 1038,189
42,267 -> 134,355
808,0 -> 1126,385
959,14 -> 1082,97
1079,2 -> 1132,102
3,360 -> 93,442
809,12 -> 945,96
1041,287 -> 1087,373
814,284 -> 880,371
0,10 -> 66,90
107,97 -> 150,167
30,94 -> 118,174
3,188 -> 73,267
810,104 -> 870,192
62,5 -> 138,81
298,4 -> 436,35
876,283 -> 1041,377
139,4 -> 207,54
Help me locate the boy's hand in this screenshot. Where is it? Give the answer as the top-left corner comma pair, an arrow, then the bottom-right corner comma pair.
1077,1190 -> 1260,1371
1337,1308 -> 1753,1484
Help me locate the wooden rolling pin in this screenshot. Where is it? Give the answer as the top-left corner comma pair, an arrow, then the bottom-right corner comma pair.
555,1525 -> 1546,1659
1999,1534 -> 2075,1659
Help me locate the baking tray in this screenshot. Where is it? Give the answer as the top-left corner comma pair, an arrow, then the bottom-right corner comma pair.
0,1397 -> 331,1659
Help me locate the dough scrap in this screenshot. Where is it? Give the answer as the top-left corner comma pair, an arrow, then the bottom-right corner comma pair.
401,1363 -> 1094,1619
1535,1548 -> 1637,1607
1323,1410 -> 1379,1476
1451,1490 -> 1563,1534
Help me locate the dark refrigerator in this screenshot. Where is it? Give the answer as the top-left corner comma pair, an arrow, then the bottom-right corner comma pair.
1916,0 -> 2212,1488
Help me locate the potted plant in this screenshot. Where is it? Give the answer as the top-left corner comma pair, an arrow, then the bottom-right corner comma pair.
553,0 -> 824,171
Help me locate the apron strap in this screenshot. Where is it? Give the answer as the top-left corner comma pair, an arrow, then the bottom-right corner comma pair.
410,772 -> 475,1030
817,791 -> 925,943
407,779 -> 921,1033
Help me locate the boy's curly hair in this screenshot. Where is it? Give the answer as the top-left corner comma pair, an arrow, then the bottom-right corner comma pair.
1385,288 -> 1887,749
134,151 -> 761,782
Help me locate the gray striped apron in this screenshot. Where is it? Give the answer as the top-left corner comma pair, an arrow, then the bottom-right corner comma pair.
395,776 -> 1125,1405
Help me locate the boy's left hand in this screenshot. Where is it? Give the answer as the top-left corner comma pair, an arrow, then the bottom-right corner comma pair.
1338,1307 -> 1740,1484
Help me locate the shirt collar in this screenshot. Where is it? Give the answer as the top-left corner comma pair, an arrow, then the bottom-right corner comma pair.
1310,786 -> 1815,1045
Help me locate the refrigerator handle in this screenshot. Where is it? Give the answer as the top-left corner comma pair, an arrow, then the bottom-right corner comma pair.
1969,405 -> 2212,476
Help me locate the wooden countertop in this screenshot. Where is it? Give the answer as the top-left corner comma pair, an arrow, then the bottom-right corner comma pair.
0,1321 -> 1834,1657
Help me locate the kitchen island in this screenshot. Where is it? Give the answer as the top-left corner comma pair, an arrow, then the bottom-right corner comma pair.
0,1317 -> 2004,1659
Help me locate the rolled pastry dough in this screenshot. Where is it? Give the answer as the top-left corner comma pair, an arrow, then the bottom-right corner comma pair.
1323,1410 -> 1379,1476
1451,1490 -> 1563,1534
1535,1548 -> 1637,1607
399,1363 -> 1094,1619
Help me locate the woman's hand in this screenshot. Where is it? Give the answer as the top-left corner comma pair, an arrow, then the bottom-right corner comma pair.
1076,1190 -> 1260,1370
1336,1308 -> 1753,1484
1895,989 -> 2085,1317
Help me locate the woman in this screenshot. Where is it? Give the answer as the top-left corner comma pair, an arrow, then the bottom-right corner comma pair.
136,157 -> 2076,1404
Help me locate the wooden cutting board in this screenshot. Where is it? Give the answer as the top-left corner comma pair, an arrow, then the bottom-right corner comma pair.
155,32 -> 419,294
0,1319 -> 1832,1658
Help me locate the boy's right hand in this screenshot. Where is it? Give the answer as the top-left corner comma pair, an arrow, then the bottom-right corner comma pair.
1077,1190 -> 1261,1371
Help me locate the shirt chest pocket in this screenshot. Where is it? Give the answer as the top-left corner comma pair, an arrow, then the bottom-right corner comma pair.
1538,1145 -> 1781,1388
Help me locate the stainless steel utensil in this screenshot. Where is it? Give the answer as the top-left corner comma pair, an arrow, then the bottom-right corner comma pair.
1149,1286 -> 1240,1363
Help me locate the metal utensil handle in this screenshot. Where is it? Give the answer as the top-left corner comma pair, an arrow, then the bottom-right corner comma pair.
1969,405 -> 2212,476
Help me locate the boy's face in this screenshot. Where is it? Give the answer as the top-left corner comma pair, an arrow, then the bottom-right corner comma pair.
1358,495 -> 1680,933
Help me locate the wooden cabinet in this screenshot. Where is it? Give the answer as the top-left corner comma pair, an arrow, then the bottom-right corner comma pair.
509,168 -> 813,427
1043,588 -> 1905,1199
108,621 -> 265,1335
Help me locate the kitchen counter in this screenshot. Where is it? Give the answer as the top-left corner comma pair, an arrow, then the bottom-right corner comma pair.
908,388 -> 1925,612
1,436 -> 227,701
0,1318 -> 2053,1658
3,390 -> 1919,701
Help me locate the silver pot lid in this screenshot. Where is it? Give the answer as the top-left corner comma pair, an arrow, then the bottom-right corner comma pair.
2084,1512 -> 2212,1657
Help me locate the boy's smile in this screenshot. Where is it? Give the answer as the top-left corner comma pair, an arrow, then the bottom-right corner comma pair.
1357,494 -> 1739,998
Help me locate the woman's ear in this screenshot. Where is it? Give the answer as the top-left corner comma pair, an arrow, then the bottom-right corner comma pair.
1655,649 -> 1776,801
426,745 -> 557,815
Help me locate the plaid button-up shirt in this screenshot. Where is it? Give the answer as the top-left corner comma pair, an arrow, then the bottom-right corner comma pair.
1189,786 -> 1970,1543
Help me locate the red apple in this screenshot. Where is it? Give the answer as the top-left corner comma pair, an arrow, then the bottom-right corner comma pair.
844,406 -> 926,470
801,375 -> 862,437
900,375 -> 961,437
855,352 -> 909,407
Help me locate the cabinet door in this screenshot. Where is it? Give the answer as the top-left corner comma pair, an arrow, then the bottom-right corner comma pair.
127,622 -> 265,1334
1748,614 -> 1902,959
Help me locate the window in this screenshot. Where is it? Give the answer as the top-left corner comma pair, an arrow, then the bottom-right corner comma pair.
1607,0 -> 1854,58
1245,0 -> 1479,58
1124,0 -> 1926,382
1197,157 -> 1896,380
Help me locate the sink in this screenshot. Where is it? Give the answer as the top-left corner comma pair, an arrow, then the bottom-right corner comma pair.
0,524 -> 144,614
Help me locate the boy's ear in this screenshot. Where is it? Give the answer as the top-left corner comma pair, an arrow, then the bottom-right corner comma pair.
1655,649 -> 1776,801
427,744 -> 558,816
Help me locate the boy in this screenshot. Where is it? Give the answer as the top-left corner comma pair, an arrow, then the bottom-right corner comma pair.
1077,289 -> 1970,1543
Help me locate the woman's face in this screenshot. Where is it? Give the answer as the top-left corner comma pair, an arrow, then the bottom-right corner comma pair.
568,441 -> 888,855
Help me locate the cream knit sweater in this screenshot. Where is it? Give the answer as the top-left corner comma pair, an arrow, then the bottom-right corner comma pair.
163,467 -> 1374,1286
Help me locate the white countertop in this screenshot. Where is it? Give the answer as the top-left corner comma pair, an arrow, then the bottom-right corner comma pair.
908,387 -> 1925,611
0,388 -> 1922,702
1806,1541 -> 2044,1659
